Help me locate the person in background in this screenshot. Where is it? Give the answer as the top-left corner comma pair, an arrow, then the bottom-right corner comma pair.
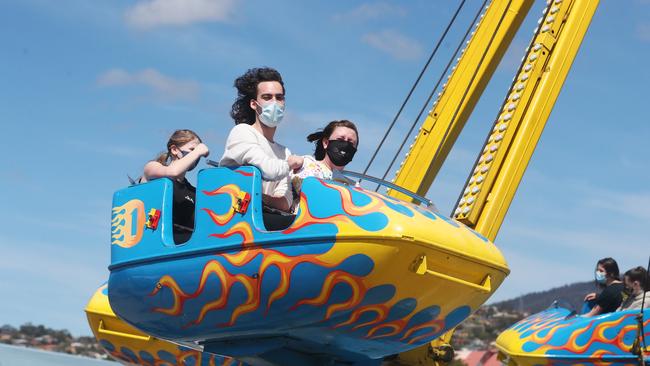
582,257 -> 625,316
618,266 -> 650,311
290,120 -> 358,209
219,67 -> 303,229
142,129 -> 209,244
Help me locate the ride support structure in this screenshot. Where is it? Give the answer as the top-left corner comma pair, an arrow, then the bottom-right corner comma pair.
452,0 -> 600,241
387,0 -> 600,364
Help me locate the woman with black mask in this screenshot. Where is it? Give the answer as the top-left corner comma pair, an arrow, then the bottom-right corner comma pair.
290,120 -> 358,210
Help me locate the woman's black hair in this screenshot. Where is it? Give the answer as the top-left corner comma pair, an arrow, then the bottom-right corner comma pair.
597,257 -> 620,280
230,67 -> 285,125
307,120 -> 359,160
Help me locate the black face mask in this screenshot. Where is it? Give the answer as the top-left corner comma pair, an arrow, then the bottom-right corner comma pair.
180,149 -> 199,171
325,140 -> 357,167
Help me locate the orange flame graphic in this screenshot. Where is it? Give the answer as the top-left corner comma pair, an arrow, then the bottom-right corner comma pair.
111,199 -> 146,248
202,184 -> 243,226
401,318 -> 445,344
333,304 -> 390,330
210,221 -> 254,245
292,271 -> 366,320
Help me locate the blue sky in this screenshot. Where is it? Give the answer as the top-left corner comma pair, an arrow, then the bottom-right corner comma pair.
0,0 -> 648,336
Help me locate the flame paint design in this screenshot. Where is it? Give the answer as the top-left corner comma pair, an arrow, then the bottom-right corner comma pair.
151,246 -> 364,327
126,175 -> 477,353
111,199 -> 146,248
284,191 -> 357,234
210,221 -> 254,244
400,318 -> 445,344
334,304 -> 390,330
98,339 -> 244,366
292,271 -> 366,320
507,308 -> 650,358
202,184 -> 243,226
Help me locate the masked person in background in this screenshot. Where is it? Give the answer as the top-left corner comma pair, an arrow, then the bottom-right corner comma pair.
291,120 -> 359,211
220,67 -> 303,230
617,266 -> 650,311
142,129 -> 209,244
582,257 -> 625,316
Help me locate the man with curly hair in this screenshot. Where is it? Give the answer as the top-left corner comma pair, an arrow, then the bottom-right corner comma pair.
220,68 -> 303,228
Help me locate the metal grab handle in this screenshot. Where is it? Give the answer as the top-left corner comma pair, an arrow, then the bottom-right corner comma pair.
411,255 -> 492,293
340,170 -> 433,207
98,320 -> 152,341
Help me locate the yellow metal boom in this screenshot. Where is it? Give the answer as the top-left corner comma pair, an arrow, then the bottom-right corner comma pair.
389,0 -> 599,364
390,0 -> 534,200
453,0 -> 600,241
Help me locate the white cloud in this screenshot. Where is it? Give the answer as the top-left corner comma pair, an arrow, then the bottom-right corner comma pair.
97,68 -> 200,101
636,23 -> 650,42
333,3 -> 407,22
125,0 -> 238,29
362,30 -> 423,61
586,190 -> 650,222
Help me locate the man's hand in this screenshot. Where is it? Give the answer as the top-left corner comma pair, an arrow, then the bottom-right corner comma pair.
287,155 -> 304,171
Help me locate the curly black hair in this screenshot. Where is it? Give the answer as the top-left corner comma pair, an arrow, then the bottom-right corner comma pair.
307,120 -> 358,160
230,67 -> 285,125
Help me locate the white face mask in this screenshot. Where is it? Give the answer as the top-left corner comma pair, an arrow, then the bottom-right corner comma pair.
595,270 -> 606,283
256,101 -> 285,128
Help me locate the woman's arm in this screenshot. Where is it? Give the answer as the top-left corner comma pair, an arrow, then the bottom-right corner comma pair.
582,304 -> 603,317
144,144 -> 209,180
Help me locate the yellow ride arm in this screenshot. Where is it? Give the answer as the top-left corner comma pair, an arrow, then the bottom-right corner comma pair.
390,0 -> 534,201
453,0 -> 600,241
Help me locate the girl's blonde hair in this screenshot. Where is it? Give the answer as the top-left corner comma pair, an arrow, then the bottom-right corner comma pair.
155,129 -> 202,165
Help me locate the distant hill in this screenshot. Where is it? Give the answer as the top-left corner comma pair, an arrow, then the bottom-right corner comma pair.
492,280 -> 597,314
